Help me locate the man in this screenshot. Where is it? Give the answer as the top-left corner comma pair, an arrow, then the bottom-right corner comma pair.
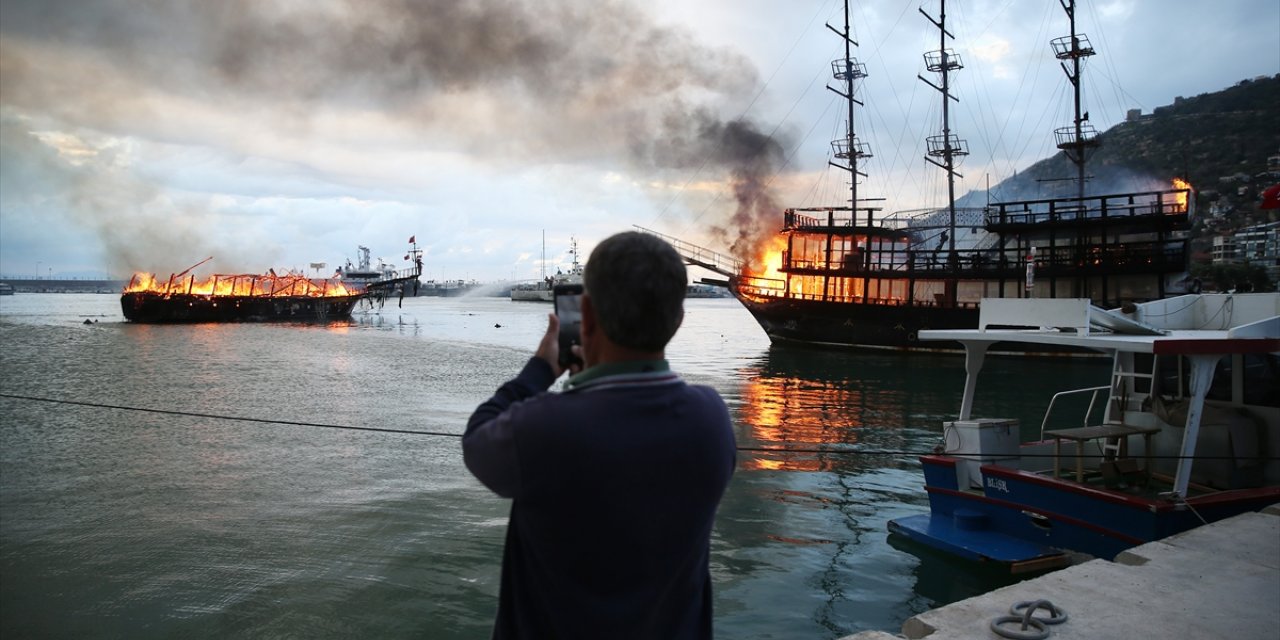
464,231 -> 736,639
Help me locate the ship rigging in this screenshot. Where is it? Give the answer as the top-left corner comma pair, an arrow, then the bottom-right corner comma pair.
651,0 -> 1194,354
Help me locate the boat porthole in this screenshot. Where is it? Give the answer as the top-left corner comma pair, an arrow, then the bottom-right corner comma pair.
908,332 -> 917,341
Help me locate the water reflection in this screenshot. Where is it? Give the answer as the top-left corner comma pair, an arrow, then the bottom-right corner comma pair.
713,347 -> 972,635
734,346 -> 966,472
715,345 -> 1111,636
349,312 -> 422,337
887,535 -> 1043,610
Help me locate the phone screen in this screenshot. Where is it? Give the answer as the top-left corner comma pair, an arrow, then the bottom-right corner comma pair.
553,284 -> 584,368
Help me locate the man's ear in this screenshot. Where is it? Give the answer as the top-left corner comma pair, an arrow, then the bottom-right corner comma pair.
580,294 -> 597,337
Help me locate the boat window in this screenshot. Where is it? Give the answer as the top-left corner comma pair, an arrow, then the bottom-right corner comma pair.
1153,355 -> 1184,399
1153,355 -> 1231,401
1154,354 -> 1279,409
1243,353 -> 1280,408
1206,357 -> 1233,403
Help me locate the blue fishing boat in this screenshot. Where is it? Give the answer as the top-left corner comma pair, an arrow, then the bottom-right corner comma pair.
889,293 -> 1280,570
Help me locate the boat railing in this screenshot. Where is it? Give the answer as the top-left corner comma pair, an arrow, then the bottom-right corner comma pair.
782,207 -> 993,234
384,266 -> 421,281
734,277 -> 980,308
985,189 -> 1191,227
783,207 -> 901,232
1039,385 -> 1111,440
735,275 -> 786,298
774,237 -> 1185,282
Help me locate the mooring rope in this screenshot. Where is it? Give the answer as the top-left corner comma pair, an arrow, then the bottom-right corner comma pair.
3,392 -> 1276,462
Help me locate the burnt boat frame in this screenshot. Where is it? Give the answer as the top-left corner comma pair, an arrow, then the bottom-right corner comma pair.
121,290 -> 362,323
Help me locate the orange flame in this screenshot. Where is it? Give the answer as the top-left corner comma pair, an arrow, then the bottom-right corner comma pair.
735,235 -> 789,299
1172,177 -> 1192,212
747,235 -> 788,280
124,271 -> 355,298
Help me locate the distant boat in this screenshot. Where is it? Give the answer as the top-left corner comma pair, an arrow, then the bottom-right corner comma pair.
511,236 -> 583,302
338,240 -> 424,308
417,279 -> 482,297
686,283 -> 730,299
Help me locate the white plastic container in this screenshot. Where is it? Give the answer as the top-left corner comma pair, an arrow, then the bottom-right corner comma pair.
944,418 -> 1020,488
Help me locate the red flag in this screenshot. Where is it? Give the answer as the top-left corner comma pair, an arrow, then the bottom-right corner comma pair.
1261,184 -> 1280,210
408,235 -> 416,244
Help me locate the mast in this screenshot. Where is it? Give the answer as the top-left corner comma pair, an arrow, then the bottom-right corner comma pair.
919,0 -> 968,256
827,0 -> 870,220
1051,0 -> 1099,201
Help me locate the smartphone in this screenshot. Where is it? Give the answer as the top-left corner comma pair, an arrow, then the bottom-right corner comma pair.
553,284 -> 584,368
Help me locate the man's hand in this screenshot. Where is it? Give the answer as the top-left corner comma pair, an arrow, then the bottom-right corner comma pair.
535,313 -> 584,378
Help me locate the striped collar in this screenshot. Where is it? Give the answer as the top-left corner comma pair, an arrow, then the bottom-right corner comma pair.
564,359 -> 679,392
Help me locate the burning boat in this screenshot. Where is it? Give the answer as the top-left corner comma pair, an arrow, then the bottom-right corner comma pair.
121,259 -> 363,323
121,239 -> 423,322
666,0 -> 1196,353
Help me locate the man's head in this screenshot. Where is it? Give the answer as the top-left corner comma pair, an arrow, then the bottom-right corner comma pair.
583,231 -> 686,353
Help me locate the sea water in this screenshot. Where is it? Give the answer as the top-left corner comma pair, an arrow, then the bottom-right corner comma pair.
0,293 -> 1108,639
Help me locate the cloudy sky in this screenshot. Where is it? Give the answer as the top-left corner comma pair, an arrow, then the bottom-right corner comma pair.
1,0 -> 1276,282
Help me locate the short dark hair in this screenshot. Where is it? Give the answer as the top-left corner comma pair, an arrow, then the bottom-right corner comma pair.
584,231 -> 687,351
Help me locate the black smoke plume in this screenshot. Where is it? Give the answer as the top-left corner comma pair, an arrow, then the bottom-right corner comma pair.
0,0 -> 790,268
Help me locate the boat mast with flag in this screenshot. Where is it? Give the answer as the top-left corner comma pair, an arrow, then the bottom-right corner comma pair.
511,235 -> 584,302
339,236 -> 424,309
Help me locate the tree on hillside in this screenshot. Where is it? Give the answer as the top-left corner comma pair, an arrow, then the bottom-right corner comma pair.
1190,262 -> 1275,292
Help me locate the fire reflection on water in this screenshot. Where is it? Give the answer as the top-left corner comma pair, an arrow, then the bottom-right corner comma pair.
740,375 -> 869,472
734,349 -> 931,473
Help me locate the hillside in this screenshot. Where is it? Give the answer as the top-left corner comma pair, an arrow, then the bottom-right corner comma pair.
983,74 -> 1280,219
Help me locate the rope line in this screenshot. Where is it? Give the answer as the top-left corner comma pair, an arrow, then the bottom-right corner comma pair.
0,392 -> 456,439
2,393 -> 1275,462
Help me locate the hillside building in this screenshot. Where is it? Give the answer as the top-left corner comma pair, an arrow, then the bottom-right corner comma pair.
1211,221 -> 1280,283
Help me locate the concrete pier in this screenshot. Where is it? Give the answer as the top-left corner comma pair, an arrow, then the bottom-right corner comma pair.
846,504 -> 1280,639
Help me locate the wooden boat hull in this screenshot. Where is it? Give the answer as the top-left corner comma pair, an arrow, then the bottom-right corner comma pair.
120,291 -> 362,323
733,293 -> 1102,355
733,292 -> 977,351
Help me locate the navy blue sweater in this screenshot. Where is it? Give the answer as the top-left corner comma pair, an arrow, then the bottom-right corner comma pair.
464,358 -> 736,639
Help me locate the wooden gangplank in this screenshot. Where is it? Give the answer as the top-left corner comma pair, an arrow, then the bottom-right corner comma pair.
632,226 -> 741,278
